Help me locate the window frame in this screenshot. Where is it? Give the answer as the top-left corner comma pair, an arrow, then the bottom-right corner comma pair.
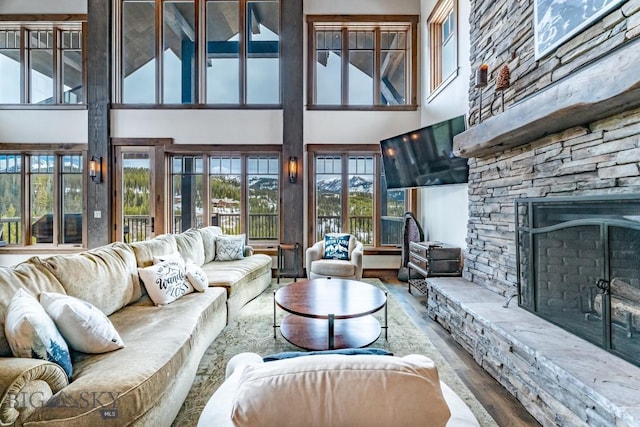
166,146 -> 282,245
0,15 -> 87,107
307,144 -> 415,251
427,0 -> 458,99
113,0 -> 282,107
306,15 -> 418,111
0,145 -> 87,249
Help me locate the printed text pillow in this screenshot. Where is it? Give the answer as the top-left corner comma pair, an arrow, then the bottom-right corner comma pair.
138,259 -> 194,306
323,234 -> 351,260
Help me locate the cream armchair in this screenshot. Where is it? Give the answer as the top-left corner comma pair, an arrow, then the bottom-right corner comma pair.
306,234 -> 364,280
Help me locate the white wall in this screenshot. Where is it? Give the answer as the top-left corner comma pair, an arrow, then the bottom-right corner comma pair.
111,110 -> 283,145
416,0 -> 471,250
420,184 -> 468,247
0,110 -> 88,143
0,0 -> 86,14
305,111 -> 421,144
305,0 -> 419,15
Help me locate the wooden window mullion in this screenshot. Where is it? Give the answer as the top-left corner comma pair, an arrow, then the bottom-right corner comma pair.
239,0 -> 247,105
341,27 -> 348,106
21,28 -> 28,103
374,27 -> 381,106
53,27 -> 61,104
156,0 -> 163,103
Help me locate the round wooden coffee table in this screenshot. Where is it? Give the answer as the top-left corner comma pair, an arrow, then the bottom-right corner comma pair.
273,278 -> 388,350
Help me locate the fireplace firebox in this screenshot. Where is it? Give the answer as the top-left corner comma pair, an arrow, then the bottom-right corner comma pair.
516,194 -> 640,367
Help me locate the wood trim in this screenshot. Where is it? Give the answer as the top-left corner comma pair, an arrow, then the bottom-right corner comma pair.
0,143 -> 87,151
82,21 -> 88,104
239,0 -> 247,104
306,16 -> 315,107
306,15 -> 419,24
306,144 -> 380,153
341,27 -> 348,106
306,104 -> 418,111
374,28 -> 381,106
20,27 -> 27,104
53,27 -> 61,104
0,15 -> 87,23
409,18 -> 418,106
109,103 -> 284,109
165,144 -> 281,153
111,137 -> 173,146
155,0 -> 163,104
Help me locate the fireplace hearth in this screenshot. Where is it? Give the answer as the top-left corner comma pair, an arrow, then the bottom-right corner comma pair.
516,194 -> 640,367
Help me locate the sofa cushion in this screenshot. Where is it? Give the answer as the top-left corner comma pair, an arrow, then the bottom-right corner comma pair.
129,234 -> 178,268
0,262 -> 66,357
201,254 -> 272,297
23,287 -> 228,426
175,228 -> 206,266
40,292 -> 124,354
31,242 -> 142,317
198,226 -> 223,263
230,354 -> 451,427
310,259 -> 356,277
5,289 -> 73,379
215,234 -> 245,261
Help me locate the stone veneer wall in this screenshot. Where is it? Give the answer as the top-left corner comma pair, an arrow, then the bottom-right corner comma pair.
463,0 -> 640,296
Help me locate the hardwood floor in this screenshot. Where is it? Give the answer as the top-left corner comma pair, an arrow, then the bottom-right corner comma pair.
378,273 -> 541,427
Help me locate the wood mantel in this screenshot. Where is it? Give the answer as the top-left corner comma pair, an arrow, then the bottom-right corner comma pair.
453,38 -> 640,159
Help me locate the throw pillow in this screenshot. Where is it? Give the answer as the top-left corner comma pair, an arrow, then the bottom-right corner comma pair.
185,261 -> 208,292
39,292 -> 125,354
323,233 -> 351,260
215,234 -> 245,261
138,259 -> 194,306
153,252 -> 183,265
4,289 -> 73,379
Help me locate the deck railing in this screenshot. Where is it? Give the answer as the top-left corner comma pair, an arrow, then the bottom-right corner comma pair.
1,213 -> 402,246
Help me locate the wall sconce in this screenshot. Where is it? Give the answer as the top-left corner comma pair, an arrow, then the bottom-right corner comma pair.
288,156 -> 298,183
89,156 -> 102,183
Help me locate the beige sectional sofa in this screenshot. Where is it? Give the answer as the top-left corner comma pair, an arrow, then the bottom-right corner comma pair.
0,226 -> 272,426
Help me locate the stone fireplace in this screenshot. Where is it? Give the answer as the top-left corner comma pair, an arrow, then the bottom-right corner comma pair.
422,1 -> 640,425
515,195 -> 640,368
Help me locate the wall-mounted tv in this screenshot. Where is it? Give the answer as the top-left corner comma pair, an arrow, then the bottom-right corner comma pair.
380,115 -> 468,189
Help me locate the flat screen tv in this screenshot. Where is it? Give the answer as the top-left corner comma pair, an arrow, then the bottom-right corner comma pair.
380,115 -> 468,189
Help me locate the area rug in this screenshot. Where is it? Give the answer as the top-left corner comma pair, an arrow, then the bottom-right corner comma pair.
173,279 -> 498,426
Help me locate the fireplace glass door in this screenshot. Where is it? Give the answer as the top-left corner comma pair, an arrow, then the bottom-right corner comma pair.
516,196 -> 640,367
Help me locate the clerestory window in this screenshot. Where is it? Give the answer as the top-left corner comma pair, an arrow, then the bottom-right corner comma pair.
116,0 -> 280,106
0,22 -> 85,105
307,15 -> 418,110
428,0 -> 458,96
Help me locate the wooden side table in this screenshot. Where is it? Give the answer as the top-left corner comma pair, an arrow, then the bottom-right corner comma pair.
277,243 -> 302,283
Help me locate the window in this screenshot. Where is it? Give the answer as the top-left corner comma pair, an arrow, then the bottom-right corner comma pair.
307,16 -> 418,109
169,153 -> 279,243
0,23 -> 85,104
0,152 -> 84,246
428,0 -> 457,94
117,0 -> 280,105
310,149 -> 410,247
